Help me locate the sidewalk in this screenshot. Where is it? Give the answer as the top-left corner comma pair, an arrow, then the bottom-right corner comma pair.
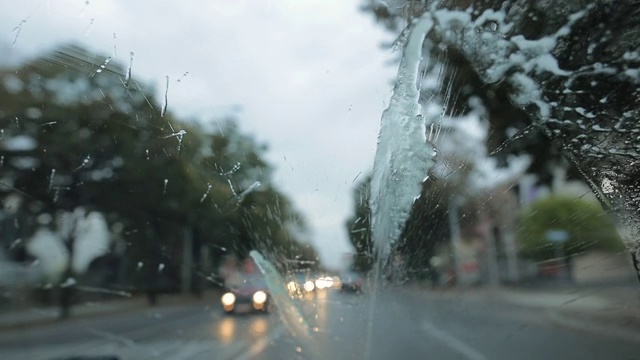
0,290 -> 221,331
414,279 -> 640,343
496,284 -> 640,343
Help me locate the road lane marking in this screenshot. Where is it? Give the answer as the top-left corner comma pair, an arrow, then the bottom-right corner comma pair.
232,325 -> 286,360
421,320 -> 487,360
85,327 -> 137,347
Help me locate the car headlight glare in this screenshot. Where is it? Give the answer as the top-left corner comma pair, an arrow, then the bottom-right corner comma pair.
221,292 -> 236,306
253,290 -> 267,304
303,280 -> 315,292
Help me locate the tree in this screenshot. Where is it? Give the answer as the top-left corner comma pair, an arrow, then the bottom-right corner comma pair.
192,118 -> 318,271
345,175 -> 374,272
0,44 -> 317,313
361,0 -> 562,185
394,178 -> 452,281
345,173 -> 471,280
518,195 -> 624,262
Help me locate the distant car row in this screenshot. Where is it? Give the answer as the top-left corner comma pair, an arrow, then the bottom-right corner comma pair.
285,272 -> 365,297
339,271 -> 365,293
220,271 -> 365,315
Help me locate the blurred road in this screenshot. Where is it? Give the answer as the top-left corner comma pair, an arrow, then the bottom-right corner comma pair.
0,286 -> 638,360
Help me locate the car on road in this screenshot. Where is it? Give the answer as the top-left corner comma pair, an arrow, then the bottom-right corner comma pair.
339,271 -> 365,293
286,272 -> 316,298
221,274 -> 270,314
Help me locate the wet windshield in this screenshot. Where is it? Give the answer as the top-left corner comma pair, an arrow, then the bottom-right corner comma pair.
0,1 -> 639,359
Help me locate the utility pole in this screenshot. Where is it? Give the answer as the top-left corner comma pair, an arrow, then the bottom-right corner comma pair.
503,228 -> 519,283
198,243 -> 211,296
448,197 -> 464,285
181,227 -> 193,294
476,202 -> 500,286
485,222 -> 500,286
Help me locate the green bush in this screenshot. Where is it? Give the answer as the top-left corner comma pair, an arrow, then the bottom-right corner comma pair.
518,195 -> 624,261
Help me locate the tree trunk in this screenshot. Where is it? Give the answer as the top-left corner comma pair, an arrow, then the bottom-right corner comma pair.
181,227 -> 193,294
59,269 -> 73,319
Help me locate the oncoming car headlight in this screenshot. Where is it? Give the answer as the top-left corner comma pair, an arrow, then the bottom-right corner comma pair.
287,281 -> 297,293
221,292 -> 236,306
253,291 -> 267,304
303,280 -> 315,292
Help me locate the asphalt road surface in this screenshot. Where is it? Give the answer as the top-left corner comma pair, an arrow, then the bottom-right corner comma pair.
0,287 -> 638,360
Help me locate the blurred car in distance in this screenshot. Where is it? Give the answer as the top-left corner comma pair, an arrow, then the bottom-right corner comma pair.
286,271 -> 316,298
339,271 -> 364,293
314,276 -> 335,290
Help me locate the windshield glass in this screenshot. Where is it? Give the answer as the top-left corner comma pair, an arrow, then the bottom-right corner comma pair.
0,1 -> 639,359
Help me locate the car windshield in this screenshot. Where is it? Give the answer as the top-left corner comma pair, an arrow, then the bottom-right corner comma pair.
227,274 -> 265,289
1,1 -> 639,359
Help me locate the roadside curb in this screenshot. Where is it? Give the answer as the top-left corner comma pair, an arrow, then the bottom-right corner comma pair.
0,291 -> 221,333
0,298 -> 147,333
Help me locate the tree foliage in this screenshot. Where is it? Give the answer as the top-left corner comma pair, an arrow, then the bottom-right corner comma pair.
518,196 -> 624,261
0,44 -> 317,296
395,178 -> 453,279
346,174 -> 462,278
360,0 -> 562,185
344,175 -> 374,272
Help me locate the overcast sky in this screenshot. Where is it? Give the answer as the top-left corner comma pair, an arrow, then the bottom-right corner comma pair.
1,0 -> 397,269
